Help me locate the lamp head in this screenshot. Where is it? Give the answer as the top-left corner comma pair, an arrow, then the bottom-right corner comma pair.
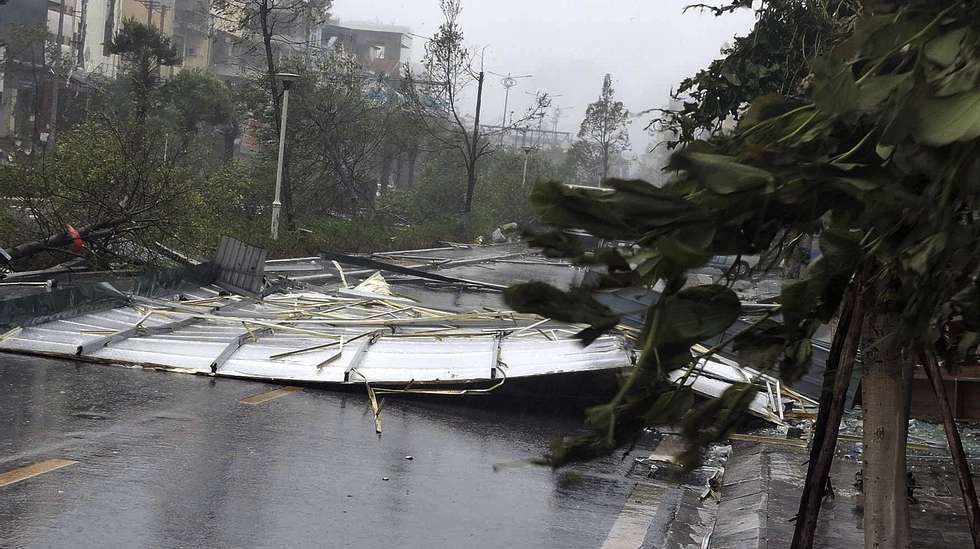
276,72 -> 300,89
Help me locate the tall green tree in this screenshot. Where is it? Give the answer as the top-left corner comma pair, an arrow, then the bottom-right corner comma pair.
578,74 -> 630,183
289,53 -> 393,212
106,19 -> 180,106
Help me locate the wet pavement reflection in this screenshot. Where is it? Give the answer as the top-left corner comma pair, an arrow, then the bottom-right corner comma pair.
0,355 -> 638,549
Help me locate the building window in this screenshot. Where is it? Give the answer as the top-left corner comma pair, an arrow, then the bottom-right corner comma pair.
369,45 -> 386,60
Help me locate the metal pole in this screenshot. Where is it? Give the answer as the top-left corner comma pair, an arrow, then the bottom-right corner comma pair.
77,0 -> 88,68
500,81 -> 511,145
521,149 -> 530,187
48,0 -> 66,152
271,84 -> 291,240
520,146 -> 534,187
463,70 -> 484,215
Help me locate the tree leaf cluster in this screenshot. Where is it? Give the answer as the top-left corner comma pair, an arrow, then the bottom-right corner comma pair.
651,0 -> 861,149
509,0 -> 980,466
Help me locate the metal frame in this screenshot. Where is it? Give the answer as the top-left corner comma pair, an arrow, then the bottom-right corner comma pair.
77,317 -> 200,355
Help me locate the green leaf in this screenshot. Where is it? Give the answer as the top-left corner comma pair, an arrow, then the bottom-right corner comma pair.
645,387 -> 695,424
669,151 -> 775,195
678,382 -> 757,467
857,73 -> 911,111
656,225 -> 716,269
913,90 -> 980,146
819,228 -> 864,271
812,57 -> 859,115
655,285 -> 741,343
606,179 -> 704,229
529,181 -> 636,239
732,318 -> 786,370
738,94 -> 796,130
924,28 -> 969,67
503,282 -> 620,345
900,233 -> 946,275
831,177 -> 884,193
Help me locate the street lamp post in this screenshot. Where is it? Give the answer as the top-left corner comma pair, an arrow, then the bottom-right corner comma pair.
520,145 -> 536,187
489,72 -> 531,145
271,72 -> 299,241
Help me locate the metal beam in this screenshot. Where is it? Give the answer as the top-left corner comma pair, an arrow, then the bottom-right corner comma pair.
210,327 -> 273,374
343,331 -> 381,382
319,250 -> 510,290
77,317 -> 199,356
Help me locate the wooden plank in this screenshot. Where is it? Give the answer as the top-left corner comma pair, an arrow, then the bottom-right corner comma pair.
240,386 -> 302,405
0,459 -> 77,487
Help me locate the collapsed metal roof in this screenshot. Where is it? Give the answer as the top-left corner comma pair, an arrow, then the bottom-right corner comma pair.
0,239 -> 802,424
0,241 -> 630,398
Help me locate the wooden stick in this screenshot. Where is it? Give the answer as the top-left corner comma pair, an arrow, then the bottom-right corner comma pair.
922,350 -> 980,548
791,282 -> 863,549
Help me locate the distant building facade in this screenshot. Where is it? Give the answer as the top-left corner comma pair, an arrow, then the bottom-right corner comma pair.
320,19 -> 411,81
0,2 -> 412,158
0,0 -> 81,145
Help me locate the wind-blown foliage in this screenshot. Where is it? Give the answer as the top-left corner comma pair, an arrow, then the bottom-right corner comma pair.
651,0 -> 860,148
507,0 -> 980,466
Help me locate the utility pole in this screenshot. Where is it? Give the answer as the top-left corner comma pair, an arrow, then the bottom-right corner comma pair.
77,0 -> 88,68
463,70 -> 484,215
205,1 -> 215,69
48,0 -> 67,154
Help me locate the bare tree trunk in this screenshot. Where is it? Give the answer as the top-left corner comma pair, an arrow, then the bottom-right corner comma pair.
600,146 -> 609,185
922,351 -> 980,548
792,278 -> 865,549
463,162 -> 477,213
861,285 -> 911,549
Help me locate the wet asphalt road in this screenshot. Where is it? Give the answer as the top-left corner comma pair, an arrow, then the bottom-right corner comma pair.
0,355 -> 642,549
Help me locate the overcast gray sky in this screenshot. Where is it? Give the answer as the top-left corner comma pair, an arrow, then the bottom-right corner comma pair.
331,0 -> 756,153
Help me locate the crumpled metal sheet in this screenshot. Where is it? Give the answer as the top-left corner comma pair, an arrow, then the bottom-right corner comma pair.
0,283 -> 634,388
